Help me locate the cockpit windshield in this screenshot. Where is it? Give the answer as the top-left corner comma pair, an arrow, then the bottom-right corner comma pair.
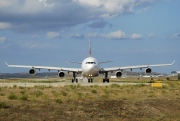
86,62 -> 96,64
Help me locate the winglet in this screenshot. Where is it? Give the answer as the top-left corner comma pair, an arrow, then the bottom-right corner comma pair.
171,60 -> 176,65
5,62 -> 9,66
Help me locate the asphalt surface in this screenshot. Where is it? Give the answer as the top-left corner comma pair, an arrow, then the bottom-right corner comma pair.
0,81 -> 150,87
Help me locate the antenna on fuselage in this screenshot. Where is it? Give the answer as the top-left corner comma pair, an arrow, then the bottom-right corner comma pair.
88,38 -> 91,57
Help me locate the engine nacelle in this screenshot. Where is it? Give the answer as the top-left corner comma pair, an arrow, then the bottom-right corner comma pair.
145,68 -> 152,74
99,68 -> 105,74
29,69 -> 36,75
58,71 -> 65,78
116,71 -> 122,78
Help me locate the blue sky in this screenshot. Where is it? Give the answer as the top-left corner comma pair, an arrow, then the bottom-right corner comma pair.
0,0 -> 179,73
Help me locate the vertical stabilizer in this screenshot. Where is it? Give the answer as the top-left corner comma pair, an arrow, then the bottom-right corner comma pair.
88,39 -> 91,57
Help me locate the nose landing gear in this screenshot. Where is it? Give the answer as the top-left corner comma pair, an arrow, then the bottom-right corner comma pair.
88,78 -> 93,83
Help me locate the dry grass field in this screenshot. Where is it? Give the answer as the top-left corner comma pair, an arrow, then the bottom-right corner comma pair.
0,77 -> 180,121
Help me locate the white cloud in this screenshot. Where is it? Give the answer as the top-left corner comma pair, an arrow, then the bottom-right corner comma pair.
87,31 -> 143,40
148,33 -> 156,38
71,33 -> 84,39
0,0 -> 161,16
131,33 -> 142,39
74,0 -> 160,17
0,0 -> 53,15
0,0 -> 15,8
0,0 -> 162,32
0,22 -> 11,29
88,33 -> 99,38
0,37 -> 7,43
47,31 -> 61,39
21,0 -> 53,14
4,0 -> 158,15
20,42 -> 49,49
105,30 -> 126,39
37,0 -> 52,7
74,0 -> 133,13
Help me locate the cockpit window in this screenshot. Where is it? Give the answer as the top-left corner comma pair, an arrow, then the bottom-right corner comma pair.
86,62 -> 96,64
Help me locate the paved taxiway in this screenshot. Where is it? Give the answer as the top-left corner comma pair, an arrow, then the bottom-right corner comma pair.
0,82 -> 150,87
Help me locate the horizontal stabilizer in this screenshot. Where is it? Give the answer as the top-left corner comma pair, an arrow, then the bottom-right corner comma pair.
66,61 -> 82,64
99,61 -> 113,64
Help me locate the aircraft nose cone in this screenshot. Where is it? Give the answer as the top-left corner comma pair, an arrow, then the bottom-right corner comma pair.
83,65 -> 97,74
88,65 -> 95,72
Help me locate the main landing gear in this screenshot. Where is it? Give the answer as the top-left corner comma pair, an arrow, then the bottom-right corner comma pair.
72,72 -> 78,83
103,71 -> 109,83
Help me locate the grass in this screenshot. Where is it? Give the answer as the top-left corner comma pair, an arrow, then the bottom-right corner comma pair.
55,98 -> 63,104
0,102 -> 10,108
61,91 -> 67,96
0,77 -> 180,120
34,90 -> 43,98
8,93 -> 18,100
19,95 -> 28,101
91,89 -> 97,93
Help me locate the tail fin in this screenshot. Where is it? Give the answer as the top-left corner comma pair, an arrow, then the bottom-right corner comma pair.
88,39 -> 91,57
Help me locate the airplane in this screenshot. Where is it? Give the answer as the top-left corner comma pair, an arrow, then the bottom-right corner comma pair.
5,40 -> 175,83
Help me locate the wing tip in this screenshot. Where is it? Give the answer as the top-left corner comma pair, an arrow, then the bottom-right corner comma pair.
5,62 -> 8,66
172,60 -> 176,65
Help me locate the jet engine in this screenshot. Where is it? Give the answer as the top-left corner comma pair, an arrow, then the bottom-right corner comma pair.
99,68 -> 105,74
116,71 -> 122,78
29,69 -> 36,75
145,68 -> 152,74
58,71 -> 65,78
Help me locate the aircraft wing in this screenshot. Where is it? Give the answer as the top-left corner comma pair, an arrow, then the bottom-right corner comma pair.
103,60 -> 175,72
5,62 -> 82,72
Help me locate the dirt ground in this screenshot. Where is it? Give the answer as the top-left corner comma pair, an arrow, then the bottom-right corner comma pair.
1,98 -> 180,121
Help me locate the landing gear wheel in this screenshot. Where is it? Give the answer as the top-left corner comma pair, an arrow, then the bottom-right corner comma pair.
103,71 -> 109,83
91,79 -> 93,83
88,78 -> 93,83
72,72 -> 77,83
103,79 -> 109,83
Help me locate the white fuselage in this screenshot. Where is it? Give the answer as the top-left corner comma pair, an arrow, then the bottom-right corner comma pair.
81,57 -> 100,77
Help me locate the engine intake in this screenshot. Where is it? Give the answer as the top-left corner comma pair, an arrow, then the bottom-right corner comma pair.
116,71 -> 122,78
29,69 -> 36,75
59,71 -> 65,77
99,68 -> 105,74
145,68 -> 152,74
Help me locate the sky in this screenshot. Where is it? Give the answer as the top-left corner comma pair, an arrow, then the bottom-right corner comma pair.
0,0 -> 180,74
